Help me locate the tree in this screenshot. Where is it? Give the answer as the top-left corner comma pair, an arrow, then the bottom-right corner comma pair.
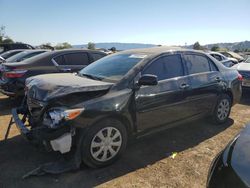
0,26 -> 5,43
0,25 -> 14,44
234,49 -> 240,53
39,43 -> 54,50
193,42 -> 203,50
55,42 -> 72,50
211,45 -> 220,52
87,42 -> 95,50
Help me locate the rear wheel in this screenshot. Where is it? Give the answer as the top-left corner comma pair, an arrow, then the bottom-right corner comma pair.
212,94 -> 231,124
81,119 -> 127,168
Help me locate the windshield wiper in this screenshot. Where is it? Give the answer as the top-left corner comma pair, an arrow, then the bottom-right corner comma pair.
79,73 -> 103,81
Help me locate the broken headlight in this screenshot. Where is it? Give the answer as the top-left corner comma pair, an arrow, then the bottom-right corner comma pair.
43,107 -> 84,129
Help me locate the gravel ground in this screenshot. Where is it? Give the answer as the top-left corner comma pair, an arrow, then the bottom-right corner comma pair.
0,90 -> 250,188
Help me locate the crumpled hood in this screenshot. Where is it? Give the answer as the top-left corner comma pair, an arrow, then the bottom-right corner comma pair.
26,73 -> 113,101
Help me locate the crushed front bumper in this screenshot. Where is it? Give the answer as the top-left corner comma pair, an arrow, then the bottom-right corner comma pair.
11,107 -> 73,153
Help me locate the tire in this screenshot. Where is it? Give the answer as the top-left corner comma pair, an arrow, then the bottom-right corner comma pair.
212,94 -> 231,124
81,118 -> 128,168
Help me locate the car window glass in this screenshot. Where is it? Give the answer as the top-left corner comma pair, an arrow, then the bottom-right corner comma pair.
64,52 -> 89,65
92,53 -> 105,61
54,55 -> 64,65
185,54 -> 211,74
19,51 -> 45,61
212,54 -> 222,61
143,55 -> 184,81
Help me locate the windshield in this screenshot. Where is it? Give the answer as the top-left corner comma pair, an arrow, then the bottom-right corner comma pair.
79,53 -> 147,82
6,51 -> 44,62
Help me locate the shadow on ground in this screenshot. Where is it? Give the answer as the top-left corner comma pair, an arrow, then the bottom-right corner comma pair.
0,117 -> 233,188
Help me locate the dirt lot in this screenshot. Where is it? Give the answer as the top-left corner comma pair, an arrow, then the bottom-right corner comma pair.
0,91 -> 250,188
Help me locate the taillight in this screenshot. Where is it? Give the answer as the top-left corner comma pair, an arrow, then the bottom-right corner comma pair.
4,70 -> 27,78
238,73 -> 243,81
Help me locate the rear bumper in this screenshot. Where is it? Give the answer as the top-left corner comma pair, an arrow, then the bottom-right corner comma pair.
242,78 -> 250,88
0,79 -> 24,97
12,107 -> 73,153
0,88 -> 16,96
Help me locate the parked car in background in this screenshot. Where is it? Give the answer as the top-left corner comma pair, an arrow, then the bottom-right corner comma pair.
232,62 -> 250,88
244,54 -> 250,63
12,47 -> 242,168
0,43 -> 34,54
207,123 -> 250,188
208,52 -> 238,67
219,51 -> 244,62
5,49 -> 49,63
0,49 -> 106,97
0,49 -> 26,63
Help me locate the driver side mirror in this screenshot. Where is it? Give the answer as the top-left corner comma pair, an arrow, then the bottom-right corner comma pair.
138,74 -> 158,86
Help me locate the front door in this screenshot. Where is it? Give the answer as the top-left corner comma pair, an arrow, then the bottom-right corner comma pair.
135,54 -> 191,131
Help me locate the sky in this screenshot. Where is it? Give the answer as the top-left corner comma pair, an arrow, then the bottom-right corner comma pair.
0,0 -> 249,46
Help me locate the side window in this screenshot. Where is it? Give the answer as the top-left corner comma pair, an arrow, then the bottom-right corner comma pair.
212,54 -> 222,61
143,54 -> 184,81
63,53 -> 89,65
184,54 -> 211,74
53,55 -> 64,65
91,53 -> 105,61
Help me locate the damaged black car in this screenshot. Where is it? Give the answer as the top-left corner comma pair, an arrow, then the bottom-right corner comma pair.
12,47 -> 242,169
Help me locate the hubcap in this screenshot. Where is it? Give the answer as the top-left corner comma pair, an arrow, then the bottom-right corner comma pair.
90,127 -> 122,162
217,99 -> 230,121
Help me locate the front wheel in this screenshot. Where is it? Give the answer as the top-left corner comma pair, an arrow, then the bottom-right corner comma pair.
81,119 -> 128,168
212,94 -> 232,124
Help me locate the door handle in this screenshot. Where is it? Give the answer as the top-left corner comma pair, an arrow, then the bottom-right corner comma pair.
61,68 -> 72,72
180,83 -> 190,89
215,77 -> 221,82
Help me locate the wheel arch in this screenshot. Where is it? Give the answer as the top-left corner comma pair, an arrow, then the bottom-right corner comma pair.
86,114 -> 134,138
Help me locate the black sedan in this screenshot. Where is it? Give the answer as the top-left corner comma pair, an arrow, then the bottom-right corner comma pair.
0,49 -> 106,97
13,47 -> 241,170
207,124 -> 250,188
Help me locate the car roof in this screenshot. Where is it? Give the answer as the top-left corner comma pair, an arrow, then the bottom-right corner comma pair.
117,46 -> 209,57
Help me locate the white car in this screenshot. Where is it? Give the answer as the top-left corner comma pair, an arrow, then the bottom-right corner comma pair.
209,52 -> 238,67
232,62 -> 250,87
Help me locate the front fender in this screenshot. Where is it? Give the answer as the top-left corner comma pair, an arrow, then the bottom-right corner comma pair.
72,89 -> 135,133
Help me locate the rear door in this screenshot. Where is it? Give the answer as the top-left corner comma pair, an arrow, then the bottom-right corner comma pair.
53,52 -> 90,72
182,52 -> 223,114
135,53 -> 192,131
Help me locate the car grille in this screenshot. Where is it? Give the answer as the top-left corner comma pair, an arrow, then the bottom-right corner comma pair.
239,71 -> 250,80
